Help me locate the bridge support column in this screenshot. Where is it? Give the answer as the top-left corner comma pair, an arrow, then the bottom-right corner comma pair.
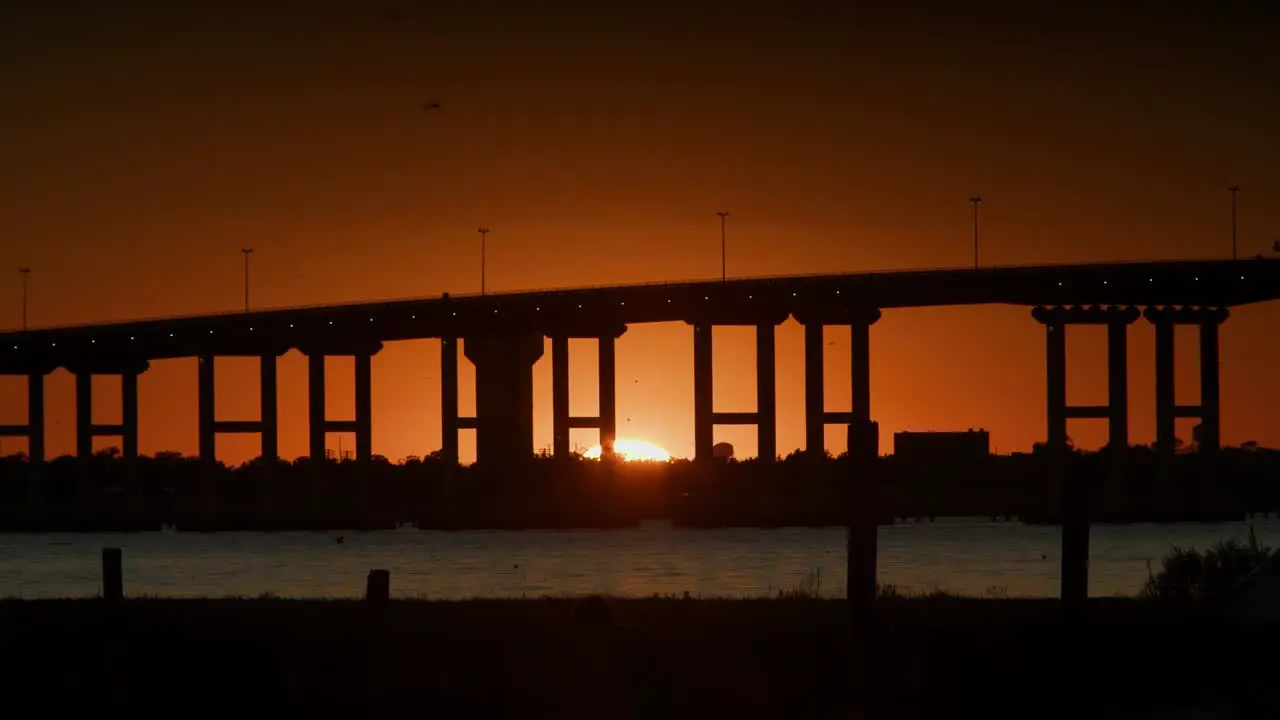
684,318 -> 783,462
198,356 -> 216,464
121,370 -> 140,515
693,324 -> 713,461
67,365 -> 147,523
1154,319 -> 1175,463
73,371 -> 143,461
197,354 -> 216,524
551,335 -> 570,457
464,332 -> 544,468
1106,316 -> 1132,514
26,372 -> 46,520
803,323 -> 824,457
192,351 -> 289,525
1144,307 -> 1229,483
122,371 -> 139,463
851,316 -> 872,422
800,308 -> 881,458
546,327 -> 625,459
1199,319 -> 1222,454
260,355 -> 278,461
599,335 -> 617,456
308,353 -> 326,461
440,337 -> 460,465
756,323 -> 777,462
1033,305 -> 1140,616
75,372 -> 94,515
304,346 -> 381,463
76,372 -> 93,462
354,351 -> 373,462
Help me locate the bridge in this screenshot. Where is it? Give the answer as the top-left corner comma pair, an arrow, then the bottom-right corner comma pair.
3,257 -> 1278,608
1,258 -> 1276,469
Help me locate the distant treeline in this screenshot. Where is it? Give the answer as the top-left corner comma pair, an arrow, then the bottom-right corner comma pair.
0,443 -> 1278,531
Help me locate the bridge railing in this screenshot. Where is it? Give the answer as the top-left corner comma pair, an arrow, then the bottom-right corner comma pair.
6,256 -> 1257,333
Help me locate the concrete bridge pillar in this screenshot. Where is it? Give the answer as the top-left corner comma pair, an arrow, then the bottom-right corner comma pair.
71,367 -> 146,518
67,361 -> 147,517
693,324 -> 713,461
599,334 -> 617,456
354,351 -> 373,462
440,337 -> 460,465
26,372 -> 46,520
464,332 -> 544,467
799,307 -> 881,458
803,322 -> 824,457
685,316 -> 786,463
549,327 -> 626,459
198,355 -> 286,462
197,355 -> 215,465
1144,306 -> 1229,475
75,372 -> 94,515
1199,318 -> 1223,454
193,352 -> 283,525
552,335 -> 569,457
1103,312 -> 1138,525
197,354 -> 216,524
305,347 -> 379,463
308,353 -> 326,461
122,371 -> 139,462
75,372 -> 93,462
756,323 -> 777,462
1032,304 -> 1140,615
260,354 -> 278,461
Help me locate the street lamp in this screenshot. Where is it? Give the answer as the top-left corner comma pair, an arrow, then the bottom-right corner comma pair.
716,211 -> 730,282
477,227 -> 490,295
18,267 -> 30,330
1228,186 -> 1240,260
969,197 -> 982,269
240,248 -> 253,312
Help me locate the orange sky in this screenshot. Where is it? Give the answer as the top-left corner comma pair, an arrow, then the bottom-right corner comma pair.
2,3 -> 1278,463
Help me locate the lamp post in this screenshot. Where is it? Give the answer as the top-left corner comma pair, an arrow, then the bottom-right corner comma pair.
716,211 -> 730,282
18,267 -> 30,330
240,248 -> 253,312
477,227 -> 490,295
1228,186 -> 1240,260
969,197 -> 982,269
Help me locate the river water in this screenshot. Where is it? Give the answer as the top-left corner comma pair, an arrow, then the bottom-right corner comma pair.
0,518 -> 1273,600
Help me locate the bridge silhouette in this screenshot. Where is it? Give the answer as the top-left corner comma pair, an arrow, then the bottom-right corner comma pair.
3,257 -> 1278,609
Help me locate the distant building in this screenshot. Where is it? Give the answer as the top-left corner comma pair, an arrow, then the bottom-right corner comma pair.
893,429 -> 990,463
712,442 -> 734,460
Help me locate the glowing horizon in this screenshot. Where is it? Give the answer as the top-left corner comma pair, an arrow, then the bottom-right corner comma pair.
582,438 -> 672,462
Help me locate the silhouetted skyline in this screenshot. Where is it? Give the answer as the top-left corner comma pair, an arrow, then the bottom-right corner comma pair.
2,3 -> 1279,463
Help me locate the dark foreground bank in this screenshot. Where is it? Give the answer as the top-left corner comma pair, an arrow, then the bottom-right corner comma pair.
1,597 -> 1275,717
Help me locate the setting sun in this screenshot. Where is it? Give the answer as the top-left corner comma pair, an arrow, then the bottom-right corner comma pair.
583,439 -> 672,462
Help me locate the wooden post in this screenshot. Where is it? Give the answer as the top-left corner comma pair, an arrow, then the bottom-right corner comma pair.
847,420 -> 879,622
847,420 -> 880,711
102,547 -> 123,603
366,569 -> 390,604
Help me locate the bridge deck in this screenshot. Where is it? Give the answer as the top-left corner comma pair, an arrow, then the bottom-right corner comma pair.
1,258 -> 1277,371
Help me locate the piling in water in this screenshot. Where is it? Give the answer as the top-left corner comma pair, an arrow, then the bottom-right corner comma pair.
102,547 -> 123,603
366,569 -> 390,604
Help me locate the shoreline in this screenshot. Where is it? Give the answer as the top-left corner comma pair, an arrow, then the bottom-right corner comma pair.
0,595 -> 1266,715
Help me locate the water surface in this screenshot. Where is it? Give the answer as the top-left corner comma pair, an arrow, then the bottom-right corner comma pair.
1,518 -> 1271,599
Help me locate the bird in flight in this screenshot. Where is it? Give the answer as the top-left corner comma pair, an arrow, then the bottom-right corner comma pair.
423,101 -> 442,111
